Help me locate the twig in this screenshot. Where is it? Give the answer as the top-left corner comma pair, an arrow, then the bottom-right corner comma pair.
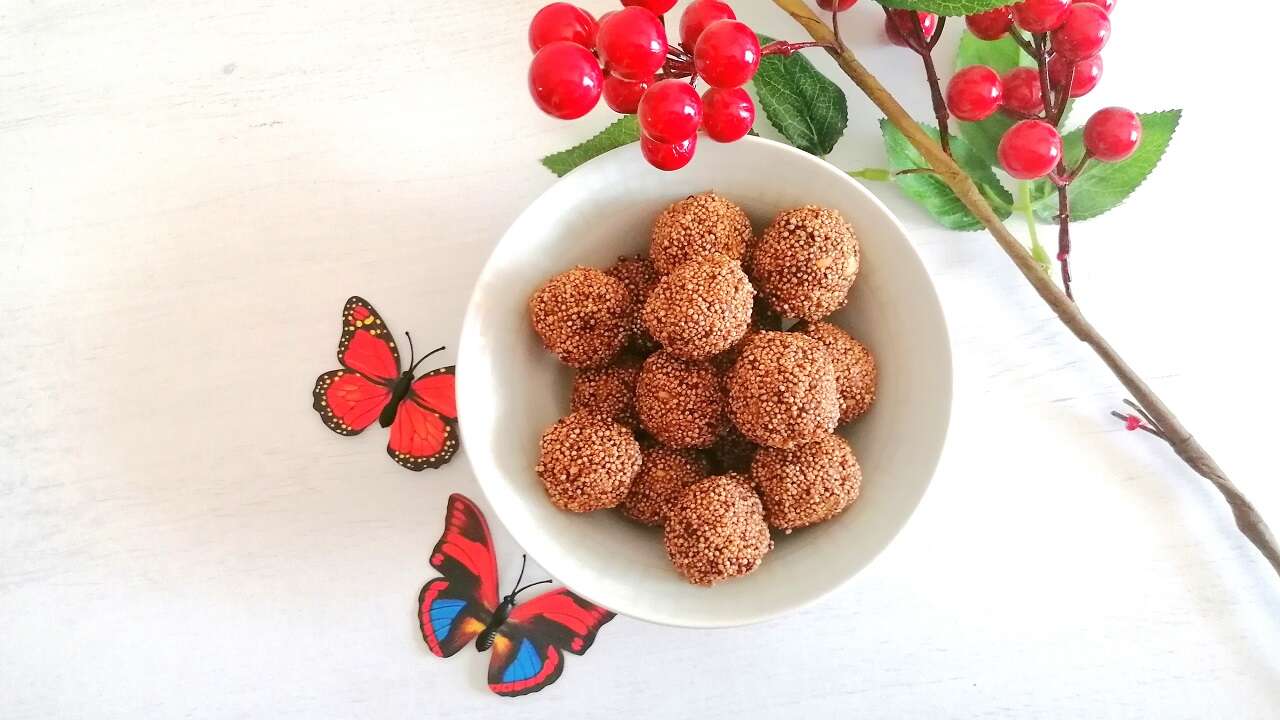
1056,182 -> 1073,300
769,0 -> 1280,581
889,8 -> 951,157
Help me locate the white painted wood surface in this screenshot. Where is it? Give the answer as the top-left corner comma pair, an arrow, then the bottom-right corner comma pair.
2,1 -> 1277,716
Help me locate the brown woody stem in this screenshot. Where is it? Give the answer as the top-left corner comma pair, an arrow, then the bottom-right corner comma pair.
769,0 -> 1280,580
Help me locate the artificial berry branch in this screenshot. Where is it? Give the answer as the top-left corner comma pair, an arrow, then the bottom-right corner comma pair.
769,0 -> 1280,581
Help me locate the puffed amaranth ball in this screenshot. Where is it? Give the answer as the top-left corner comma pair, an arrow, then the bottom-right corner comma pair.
650,192 -> 753,273
726,331 -> 839,449
642,254 -> 754,360
752,434 -> 862,531
570,358 -> 641,428
795,320 -> 877,423
536,411 -> 642,512
606,254 -> 660,354
664,474 -> 773,586
635,351 -> 728,449
529,266 -> 633,369
619,447 -> 708,526
751,205 -> 859,321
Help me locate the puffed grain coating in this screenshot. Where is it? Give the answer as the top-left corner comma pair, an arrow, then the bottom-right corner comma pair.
664,474 -> 773,586
752,434 -> 862,531
751,205 -> 859,321
606,255 -> 660,354
635,351 -> 728,449
529,266 -> 633,368
536,411 -> 641,512
795,320 -> 877,423
620,447 -> 708,526
726,331 -> 839,449
642,253 -> 754,360
650,192 -> 753,273
570,358 -> 641,428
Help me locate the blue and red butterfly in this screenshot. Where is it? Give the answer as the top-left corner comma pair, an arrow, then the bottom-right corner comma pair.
419,494 -> 616,697
311,296 -> 459,471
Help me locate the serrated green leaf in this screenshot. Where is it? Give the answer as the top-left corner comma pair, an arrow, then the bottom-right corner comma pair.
953,31 -> 1035,167
1029,110 -> 1182,222
540,116 -> 640,177
881,119 -> 1014,231
877,0 -> 1011,16
753,34 -> 848,156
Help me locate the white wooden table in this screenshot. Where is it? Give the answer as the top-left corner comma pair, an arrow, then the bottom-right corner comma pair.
3,1 -> 1278,717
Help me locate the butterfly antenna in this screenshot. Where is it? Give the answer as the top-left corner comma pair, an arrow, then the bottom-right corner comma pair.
512,579 -> 553,598
409,345 -> 447,373
404,331 -> 416,368
511,553 -> 528,593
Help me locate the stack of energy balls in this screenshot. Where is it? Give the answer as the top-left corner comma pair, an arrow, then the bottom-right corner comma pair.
529,192 -> 876,586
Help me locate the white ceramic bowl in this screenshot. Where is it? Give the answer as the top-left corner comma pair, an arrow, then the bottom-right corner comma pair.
457,136 -> 951,628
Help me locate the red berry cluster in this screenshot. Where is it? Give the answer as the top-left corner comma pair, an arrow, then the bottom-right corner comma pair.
527,1 -> 762,171
941,0 -> 1137,180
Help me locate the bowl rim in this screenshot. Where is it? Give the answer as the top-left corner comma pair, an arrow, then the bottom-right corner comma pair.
456,135 -> 952,628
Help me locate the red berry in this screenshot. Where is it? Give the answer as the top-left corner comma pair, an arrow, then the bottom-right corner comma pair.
885,11 -> 938,48
529,3 -> 598,53
1074,0 -> 1115,13
621,0 -> 678,14
1050,3 -> 1110,60
1083,107 -> 1141,162
597,7 -> 667,81
946,65 -> 1004,122
1002,67 -> 1044,115
528,41 -> 603,119
638,79 -> 703,143
998,120 -> 1063,179
701,86 -> 754,142
1013,0 -> 1070,33
817,0 -> 859,10
966,6 -> 1014,41
680,0 -> 736,49
641,133 -> 697,171
1048,53 -> 1103,97
603,72 -> 652,113
694,20 -> 761,88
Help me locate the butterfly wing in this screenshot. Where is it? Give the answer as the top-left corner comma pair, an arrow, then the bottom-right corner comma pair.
387,366 -> 459,471
485,588 -> 615,697
312,370 -> 391,435
337,296 -> 401,383
312,297 -> 400,435
418,495 -> 500,656
418,578 -> 491,658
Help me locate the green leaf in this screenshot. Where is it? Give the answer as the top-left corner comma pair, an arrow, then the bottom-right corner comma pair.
540,116 -> 640,177
753,34 -> 848,156
1029,110 -> 1182,222
877,0 -> 1011,16
953,31 -> 1035,167
880,119 -> 1014,231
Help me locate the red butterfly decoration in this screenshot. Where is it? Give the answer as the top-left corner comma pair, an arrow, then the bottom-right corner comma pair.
419,494 -> 616,697
311,296 -> 459,471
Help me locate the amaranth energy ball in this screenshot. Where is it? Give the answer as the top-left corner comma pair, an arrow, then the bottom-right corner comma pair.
606,254 -> 660,354
641,253 -> 753,360
570,358 -> 641,428
619,446 -> 708,526
795,320 -> 877,423
649,192 -> 753,273
751,205 -> 859,321
752,434 -> 862,531
529,266 -> 633,368
634,350 -> 727,449
663,474 -> 773,586
726,331 -> 839,448
536,411 -> 641,512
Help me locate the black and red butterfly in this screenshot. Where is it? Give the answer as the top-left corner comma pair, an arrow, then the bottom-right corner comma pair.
419,494 -> 615,697
311,296 -> 459,471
